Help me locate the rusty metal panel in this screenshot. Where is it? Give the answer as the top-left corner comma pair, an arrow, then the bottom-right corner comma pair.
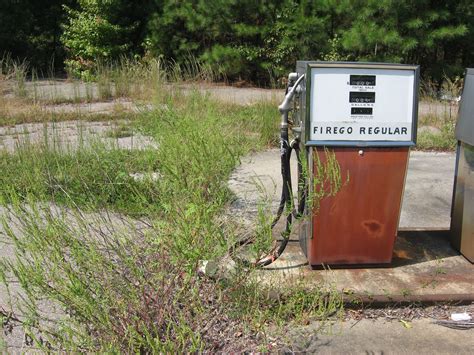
451,142 -> 474,263
308,147 -> 409,266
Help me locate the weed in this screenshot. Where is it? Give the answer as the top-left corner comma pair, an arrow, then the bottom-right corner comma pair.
420,78 -> 439,101
1,65 -> 343,351
0,201 -> 209,351
0,106 -> 137,127
105,123 -> 133,138
96,64 -> 114,101
420,76 -> 463,101
0,141 -> 162,215
416,118 -> 457,151
0,55 -> 29,98
401,288 -> 411,297
224,276 -> 343,331
440,76 -> 463,100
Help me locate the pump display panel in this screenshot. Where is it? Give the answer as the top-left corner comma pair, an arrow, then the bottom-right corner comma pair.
307,63 -> 419,146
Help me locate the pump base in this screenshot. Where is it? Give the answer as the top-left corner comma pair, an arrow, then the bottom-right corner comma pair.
307,147 -> 409,266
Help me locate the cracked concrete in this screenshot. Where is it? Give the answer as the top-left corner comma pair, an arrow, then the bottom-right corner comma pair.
0,120 -> 157,152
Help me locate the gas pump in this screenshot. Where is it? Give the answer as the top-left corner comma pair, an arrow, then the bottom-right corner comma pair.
451,68 -> 474,263
249,61 -> 420,268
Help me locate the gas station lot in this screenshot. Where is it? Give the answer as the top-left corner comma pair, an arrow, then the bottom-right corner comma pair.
0,81 -> 472,352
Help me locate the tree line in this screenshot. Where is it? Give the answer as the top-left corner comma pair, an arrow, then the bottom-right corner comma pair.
1,0 -> 473,85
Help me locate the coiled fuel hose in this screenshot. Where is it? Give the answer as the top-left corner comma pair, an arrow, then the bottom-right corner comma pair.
232,74 -> 306,267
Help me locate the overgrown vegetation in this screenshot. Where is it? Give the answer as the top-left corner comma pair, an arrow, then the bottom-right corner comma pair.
416,114 -> 457,151
0,55 -> 220,126
0,64 -> 346,350
1,52 -> 460,153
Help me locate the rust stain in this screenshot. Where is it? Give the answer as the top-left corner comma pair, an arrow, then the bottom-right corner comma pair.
362,220 -> 384,238
393,249 -> 411,259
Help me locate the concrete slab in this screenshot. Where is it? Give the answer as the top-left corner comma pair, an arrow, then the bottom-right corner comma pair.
23,80 -> 103,102
282,318 -> 474,354
0,120 -> 157,153
400,151 -> 455,230
262,231 -> 473,303
229,149 -> 474,302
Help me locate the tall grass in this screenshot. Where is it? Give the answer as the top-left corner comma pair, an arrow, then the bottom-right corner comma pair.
0,60 -> 346,351
0,56 -> 219,127
166,56 -> 219,83
416,110 -> 457,151
0,54 -> 28,98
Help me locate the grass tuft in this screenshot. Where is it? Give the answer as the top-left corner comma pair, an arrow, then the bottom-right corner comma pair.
416,113 -> 457,151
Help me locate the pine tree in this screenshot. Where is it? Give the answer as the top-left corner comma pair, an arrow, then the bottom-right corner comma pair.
339,0 -> 470,82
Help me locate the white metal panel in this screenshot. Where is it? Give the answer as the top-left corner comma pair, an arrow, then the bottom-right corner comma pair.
309,67 -> 415,142
456,68 -> 474,146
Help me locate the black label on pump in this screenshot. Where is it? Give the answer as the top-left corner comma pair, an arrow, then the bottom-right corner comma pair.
351,107 -> 373,115
349,91 -> 376,103
350,75 -> 376,86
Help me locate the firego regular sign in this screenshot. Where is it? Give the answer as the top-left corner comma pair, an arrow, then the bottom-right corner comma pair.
307,63 -> 419,146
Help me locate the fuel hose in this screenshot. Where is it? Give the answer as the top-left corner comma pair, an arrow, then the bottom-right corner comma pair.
231,74 -> 306,267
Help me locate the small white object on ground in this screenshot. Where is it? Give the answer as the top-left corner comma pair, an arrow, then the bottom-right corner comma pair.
197,256 -> 238,280
197,260 -> 218,278
129,172 -> 161,182
450,313 -> 472,322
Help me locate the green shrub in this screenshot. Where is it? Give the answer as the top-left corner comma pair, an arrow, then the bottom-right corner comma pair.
61,0 -> 147,79
201,45 -> 245,79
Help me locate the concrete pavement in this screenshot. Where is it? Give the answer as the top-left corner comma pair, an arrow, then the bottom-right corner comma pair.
281,317 -> 474,354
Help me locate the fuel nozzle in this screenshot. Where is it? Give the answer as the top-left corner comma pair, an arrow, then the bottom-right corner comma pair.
278,74 -> 305,114
288,72 -> 299,85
